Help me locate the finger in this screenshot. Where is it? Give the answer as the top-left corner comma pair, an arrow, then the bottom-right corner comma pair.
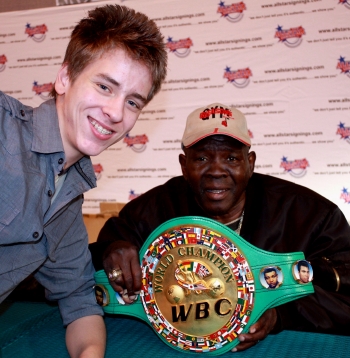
105,265 -> 125,291
130,253 -> 142,293
234,328 -> 265,352
109,280 -> 124,295
121,289 -> 136,304
115,248 -> 141,296
237,331 -> 263,345
102,241 -> 141,300
106,262 -> 139,302
122,260 -> 141,300
232,340 -> 259,352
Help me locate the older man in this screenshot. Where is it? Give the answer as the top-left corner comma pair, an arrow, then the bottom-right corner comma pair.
94,102 -> 350,352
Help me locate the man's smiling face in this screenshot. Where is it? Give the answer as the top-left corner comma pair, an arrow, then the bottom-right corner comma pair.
55,48 -> 152,166
179,135 -> 255,224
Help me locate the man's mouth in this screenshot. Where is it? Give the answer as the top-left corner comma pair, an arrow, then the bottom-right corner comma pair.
206,189 -> 228,194
89,118 -> 113,135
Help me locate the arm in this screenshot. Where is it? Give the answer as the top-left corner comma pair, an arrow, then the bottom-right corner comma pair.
244,175 -> 350,336
35,197 -> 104,324
66,315 -> 106,358
232,208 -> 350,352
274,206 -> 350,334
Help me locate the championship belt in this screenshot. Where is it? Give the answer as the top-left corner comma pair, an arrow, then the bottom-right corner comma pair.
94,216 -> 314,355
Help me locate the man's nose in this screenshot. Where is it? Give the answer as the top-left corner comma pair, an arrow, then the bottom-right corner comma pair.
207,159 -> 227,177
102,97 -> 124,123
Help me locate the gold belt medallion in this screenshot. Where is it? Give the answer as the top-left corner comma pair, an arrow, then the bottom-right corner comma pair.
140,225 -> 255,352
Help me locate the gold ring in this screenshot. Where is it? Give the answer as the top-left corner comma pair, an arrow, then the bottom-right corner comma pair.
108,269 -> 123,281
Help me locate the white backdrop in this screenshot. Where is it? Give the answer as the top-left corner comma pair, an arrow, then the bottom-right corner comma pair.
0,0 -> 349,220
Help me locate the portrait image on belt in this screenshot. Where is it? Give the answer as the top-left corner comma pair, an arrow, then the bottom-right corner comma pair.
293,260 -> 313,284
260,266 -> 283,289
94,284 -> 109,307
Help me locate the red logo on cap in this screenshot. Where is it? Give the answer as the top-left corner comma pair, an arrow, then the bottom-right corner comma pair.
199,106 -> 232,127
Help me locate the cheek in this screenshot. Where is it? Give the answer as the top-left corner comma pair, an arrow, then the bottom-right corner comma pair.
124,114 -> 138,131
187,172 -> 203,188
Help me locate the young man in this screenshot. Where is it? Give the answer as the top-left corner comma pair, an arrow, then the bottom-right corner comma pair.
94,102 -> 350,352
0,4 -> 167,357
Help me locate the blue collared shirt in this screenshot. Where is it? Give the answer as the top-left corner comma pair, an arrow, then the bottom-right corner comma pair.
0,92 -> 103,325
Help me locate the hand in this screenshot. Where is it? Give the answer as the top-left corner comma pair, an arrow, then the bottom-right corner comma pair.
232,308 -> 277,352
102,241 -> 142,304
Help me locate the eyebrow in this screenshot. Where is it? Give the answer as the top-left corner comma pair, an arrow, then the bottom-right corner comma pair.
96,73 -> 148,104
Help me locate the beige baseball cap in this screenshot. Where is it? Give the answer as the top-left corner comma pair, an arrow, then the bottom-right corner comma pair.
182,103 -> 251,148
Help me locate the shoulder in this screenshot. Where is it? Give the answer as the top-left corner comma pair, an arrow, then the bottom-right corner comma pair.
0,91 -> 32,118
0,92 -> 34,154
249,172 -> 335,208
0,91 -> 13,110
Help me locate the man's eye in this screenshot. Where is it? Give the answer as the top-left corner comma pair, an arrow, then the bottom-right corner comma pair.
127,100 -> 139,109
99,84 -> 109,91
228,156 -> 236,161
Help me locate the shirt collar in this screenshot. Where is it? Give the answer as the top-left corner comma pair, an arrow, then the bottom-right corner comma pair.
31,98 -> 97,187
32,98 -> 64,154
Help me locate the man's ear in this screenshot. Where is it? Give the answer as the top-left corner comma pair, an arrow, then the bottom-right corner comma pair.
179,153 -> 188,181
248,150 -> 256,176
54,64 -> 70,95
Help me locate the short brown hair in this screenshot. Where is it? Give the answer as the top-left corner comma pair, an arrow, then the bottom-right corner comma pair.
51,4 -> 167,102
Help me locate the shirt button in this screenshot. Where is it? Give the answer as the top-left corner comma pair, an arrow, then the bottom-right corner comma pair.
33,232 -> 39,239
20,109 -> 25,117
58,158 -> 64,165
48,190 -> 53,197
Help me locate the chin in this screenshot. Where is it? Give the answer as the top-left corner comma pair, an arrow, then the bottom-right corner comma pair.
81,147 -> 106,157
203,206 -> 228,218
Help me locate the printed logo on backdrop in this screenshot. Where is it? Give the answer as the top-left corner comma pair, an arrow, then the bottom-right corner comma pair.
123,133 -> 149,152
25,23 -> 48,42
32,81 -> 53,100
275,25 -> 305,48
166,37 -> 193,58
0,55 -> 8,72
336,56 -> 350,78
129,189 -> 141,201
341,188 -> 350,204
337,122 -> 350,144
217,1 -> 247,23
339,0 -> 350,10
93,163 -> 103,180
280,156 -> 309,178
56,0 -> 106,5
224,66 -> 252,88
